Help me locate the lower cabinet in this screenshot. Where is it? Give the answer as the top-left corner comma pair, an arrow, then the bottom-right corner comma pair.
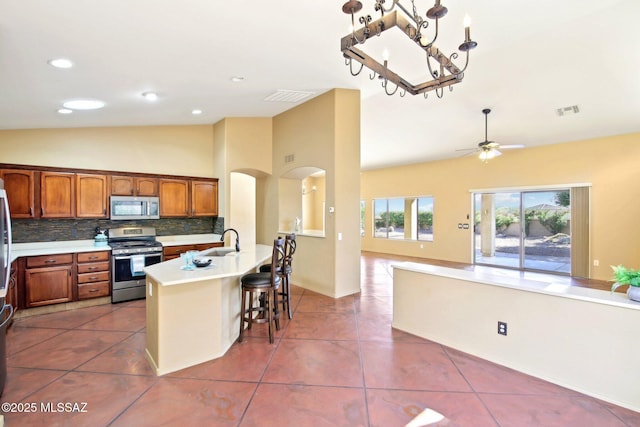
25,254 -> 73,308
163,242 -> 223,261
76,251 -> 111,300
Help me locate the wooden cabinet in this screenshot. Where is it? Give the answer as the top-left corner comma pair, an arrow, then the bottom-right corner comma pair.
111,175 -> 158,196
76,251 -> 110,300
76,174 -> 109,218
159,178 -> 190,217
1,169 -> 35,218
159,178 -> 218,217
163,242 -> 223,260
191,180 -> 218,217
41,172 -> 75,218
24,254 -> 73,307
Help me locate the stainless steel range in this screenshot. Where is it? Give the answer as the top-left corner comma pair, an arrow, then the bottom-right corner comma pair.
108,227 -> 163,303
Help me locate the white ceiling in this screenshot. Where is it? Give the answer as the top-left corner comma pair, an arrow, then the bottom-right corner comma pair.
1,0 -> 638,170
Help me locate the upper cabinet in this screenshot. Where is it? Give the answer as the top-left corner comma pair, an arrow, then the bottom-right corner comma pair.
1,169 -> 35,218
159,178 -> 189,217
41,172 -> 75,218
160,178 -> 218,217
76,174 -> 109,218
1,164 -> 218,220
111,175 -> 158,196
191,180 -> 218,217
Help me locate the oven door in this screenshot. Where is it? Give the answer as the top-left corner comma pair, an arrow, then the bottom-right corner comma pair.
112,253 -> 162,285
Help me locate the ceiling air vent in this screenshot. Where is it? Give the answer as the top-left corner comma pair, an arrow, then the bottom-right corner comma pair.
556,105 -> 580,117
264,90 -> 315,103
284,154 -> 295,164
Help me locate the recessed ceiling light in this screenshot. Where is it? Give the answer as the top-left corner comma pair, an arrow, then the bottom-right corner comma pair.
142,92 -> 158,101
231,76 -> 245,83
48,58 -> 73,69
191,109 -> 203,115
57,108 -> 73,114
62,99 -> 105,110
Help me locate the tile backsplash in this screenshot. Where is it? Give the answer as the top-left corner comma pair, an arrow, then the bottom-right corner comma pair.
11,217 -> 225,243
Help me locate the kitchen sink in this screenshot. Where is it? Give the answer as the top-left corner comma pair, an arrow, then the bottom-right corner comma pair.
204,247 -> 237,257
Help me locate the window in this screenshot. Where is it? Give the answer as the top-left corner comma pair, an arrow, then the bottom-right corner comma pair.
373,196 -> 434,241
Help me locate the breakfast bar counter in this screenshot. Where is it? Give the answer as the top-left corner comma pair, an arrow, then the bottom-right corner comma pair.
143,244 -> 272,375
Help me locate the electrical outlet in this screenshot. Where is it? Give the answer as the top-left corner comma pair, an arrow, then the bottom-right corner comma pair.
593,259 -> 599,267
498,321 -> 507,336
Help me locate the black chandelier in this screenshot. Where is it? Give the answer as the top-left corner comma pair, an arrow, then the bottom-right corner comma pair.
341,0 -> 478,98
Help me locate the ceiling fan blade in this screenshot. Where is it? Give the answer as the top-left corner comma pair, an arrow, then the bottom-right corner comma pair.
455,147 -> 478,152
499,144 -> 525,149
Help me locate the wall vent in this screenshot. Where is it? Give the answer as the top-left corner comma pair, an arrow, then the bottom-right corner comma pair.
556,105 -> 580,117
264,90 -> 315,103
284,154 -> 295,164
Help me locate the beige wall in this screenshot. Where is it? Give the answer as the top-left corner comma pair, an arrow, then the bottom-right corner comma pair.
260,89 -> 361,297
361,132 -> 640,281
0,125 -> 216,177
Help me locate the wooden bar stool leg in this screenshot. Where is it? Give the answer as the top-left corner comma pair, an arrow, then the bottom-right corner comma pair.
239,288 -> 246,342
267,290 -> 274,344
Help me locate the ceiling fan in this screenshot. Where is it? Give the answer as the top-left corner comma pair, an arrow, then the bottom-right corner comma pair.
458,108 -> 525,162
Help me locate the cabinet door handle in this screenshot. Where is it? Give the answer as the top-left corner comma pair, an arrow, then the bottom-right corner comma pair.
89,276 -> 98,280
44,259 -> 56,264
89,289 -> 99,293
30,207 -> 33,216
88,266 -> 98,271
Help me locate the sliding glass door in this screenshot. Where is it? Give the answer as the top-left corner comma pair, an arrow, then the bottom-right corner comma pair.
474,189 -> 571,274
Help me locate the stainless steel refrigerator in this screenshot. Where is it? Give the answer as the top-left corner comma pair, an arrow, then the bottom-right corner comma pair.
0,179 -> 14,397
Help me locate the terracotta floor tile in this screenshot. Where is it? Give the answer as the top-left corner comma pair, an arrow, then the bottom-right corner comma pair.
295,295 -> 356,313
12,304 -> 117,329
2,367 -> 66,402
479,393 -> 628,426
241,383 -> 368,427
76,332 -> 154,376
367,389 -> 498,427
446,347 -> 580,395
3,371 -> 156,427
7,329 -> 132,370
168,337 -> 277,382
111,377 -> 256,426
77,307 -> 146,332
284,311 -> 358,340
361,341 -> 471,392
6,325 -> 66,356
263,339 -> 363,387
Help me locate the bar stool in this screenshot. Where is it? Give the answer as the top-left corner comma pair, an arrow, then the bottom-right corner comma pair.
260,233 -> 296,319
239,238 -> 285,344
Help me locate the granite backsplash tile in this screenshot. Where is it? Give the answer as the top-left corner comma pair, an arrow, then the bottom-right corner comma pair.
11,217 -> 224,243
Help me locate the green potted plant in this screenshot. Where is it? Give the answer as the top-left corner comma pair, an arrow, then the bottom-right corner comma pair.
610,265 -> 640,302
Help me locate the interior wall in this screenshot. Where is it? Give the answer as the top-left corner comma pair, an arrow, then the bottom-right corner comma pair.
0,125 -> 216,177
229,172 -> 256,248
264,89 -> 361,297
361,132 -> 640,281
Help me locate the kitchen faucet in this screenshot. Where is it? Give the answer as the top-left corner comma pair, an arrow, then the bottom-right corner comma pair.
220,228 -> 240,252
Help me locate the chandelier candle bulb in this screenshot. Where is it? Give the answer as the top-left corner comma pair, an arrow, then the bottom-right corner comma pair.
464,15 -> 471,42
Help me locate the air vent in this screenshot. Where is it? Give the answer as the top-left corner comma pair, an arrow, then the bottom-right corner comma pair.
264,90 -> 315,103
556,105 -> 580,117
284,154 -> 295,164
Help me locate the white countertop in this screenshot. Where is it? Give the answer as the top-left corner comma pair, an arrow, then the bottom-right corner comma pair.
144,244 -> 273,286
392,261 -> 640,310
9,233 -> 223,262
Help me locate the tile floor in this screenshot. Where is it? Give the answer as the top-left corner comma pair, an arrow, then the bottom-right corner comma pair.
2,253 -> 639,426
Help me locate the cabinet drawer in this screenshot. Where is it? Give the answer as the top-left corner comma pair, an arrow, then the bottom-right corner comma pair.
77,261 -> 110,274
26,253 -> 73,268
78,281 -> 110,299
78,271 -> 110,284
163,245 -> 196,256
195,242 -> 223,251
77,251 -> 110,263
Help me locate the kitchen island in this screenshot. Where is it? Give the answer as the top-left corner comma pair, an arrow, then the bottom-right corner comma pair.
143,244 -> 272,375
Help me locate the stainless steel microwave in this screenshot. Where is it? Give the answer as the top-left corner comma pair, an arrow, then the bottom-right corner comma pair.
110,196 -> 160,220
